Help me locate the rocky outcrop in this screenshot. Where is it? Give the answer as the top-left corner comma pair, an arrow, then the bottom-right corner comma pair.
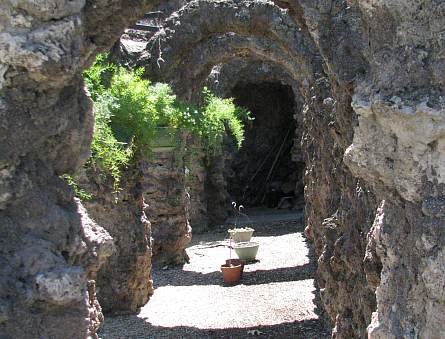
0,0 -> 154,336
144,150 -> 192,266
2,0 -> 444,337
74,162 -> 153,314
125,0 -> 445,337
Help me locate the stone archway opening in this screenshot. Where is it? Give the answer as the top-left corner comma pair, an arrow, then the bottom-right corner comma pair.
226,81 -> 304,210
3,0 -> 441,336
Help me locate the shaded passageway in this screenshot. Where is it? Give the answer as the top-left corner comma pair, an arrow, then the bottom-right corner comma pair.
227,82 -> 303,209
99,211 -> 330,338
2,0 -> 442,336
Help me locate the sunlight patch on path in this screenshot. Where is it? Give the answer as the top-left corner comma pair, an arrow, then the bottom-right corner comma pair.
138,279 -> 318,329
183,232 -> 310,274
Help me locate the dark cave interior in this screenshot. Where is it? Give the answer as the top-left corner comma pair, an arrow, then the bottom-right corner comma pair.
226,81 -> 303,209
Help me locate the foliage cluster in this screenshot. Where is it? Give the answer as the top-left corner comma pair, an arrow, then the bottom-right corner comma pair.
174,88 -> 251,156
81,54 -> 251,193
60,174 -> 93,201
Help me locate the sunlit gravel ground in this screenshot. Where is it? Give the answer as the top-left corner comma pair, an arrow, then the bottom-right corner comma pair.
99,215 -> 331,338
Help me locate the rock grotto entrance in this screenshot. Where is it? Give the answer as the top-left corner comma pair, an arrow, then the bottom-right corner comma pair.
1,0 -> 444,338
227,82 -> 303,209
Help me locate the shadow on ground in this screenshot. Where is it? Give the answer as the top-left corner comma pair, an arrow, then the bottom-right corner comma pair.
99,215 -> 332,338
154,260 -> 315,287
101,314 -> 329,338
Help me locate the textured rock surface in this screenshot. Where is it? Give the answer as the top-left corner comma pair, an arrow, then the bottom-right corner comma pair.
144,150 -> 192,266
126,0 -> 445,338
184,138 -> 209,233
75,161 -> 153,314
1,0 -> 444,337
0,0 -> 153,336
342,1 -> 445,337
124,0 -> 319,98
302,77 -> 379,337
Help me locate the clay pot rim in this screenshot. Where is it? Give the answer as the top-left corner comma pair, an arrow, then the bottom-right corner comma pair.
221,263 -> 242,269
225,258 -> 245,264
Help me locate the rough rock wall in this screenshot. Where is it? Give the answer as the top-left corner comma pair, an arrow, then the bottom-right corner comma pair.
74,163 -> 153,314
345,1 -> 445,337
2,0 -> 444,337
296,0 -> 445,336
204,137 -> 234,226
128,1 -> 444,337
184,139 -> 209,233
302,77 -> 379,337
0,0 -> 154,337
144,150 -> 192,266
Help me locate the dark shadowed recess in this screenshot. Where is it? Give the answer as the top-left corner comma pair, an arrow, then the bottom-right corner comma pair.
226,82 -> 303,209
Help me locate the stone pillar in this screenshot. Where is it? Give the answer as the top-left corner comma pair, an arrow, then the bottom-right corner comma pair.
75,164 -> 153,314
144,150 -> 192,266
0,0 -> 153,335
184,139 -> 209,233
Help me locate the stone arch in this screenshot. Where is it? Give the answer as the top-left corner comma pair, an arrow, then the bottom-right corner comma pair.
142,0 -> 320,81
160,32 -> 312,100
206,59 -> 301,98
1,0 -> 444,338
203,58 -> 306,209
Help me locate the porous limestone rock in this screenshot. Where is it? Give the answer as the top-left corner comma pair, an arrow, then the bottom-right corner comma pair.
144,150 -> 192,266
0,0 -> 154,336
75,162 -> 153,314
2,0 -> 444,337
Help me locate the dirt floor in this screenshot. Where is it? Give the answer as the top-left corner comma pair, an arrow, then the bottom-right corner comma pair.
99,211 -> 331,338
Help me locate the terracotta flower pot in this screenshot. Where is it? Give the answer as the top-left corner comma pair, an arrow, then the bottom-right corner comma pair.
221,263 -> 242,285
225,259 -> 245,277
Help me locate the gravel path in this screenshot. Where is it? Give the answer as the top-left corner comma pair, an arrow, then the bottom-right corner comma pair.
99,215 -> 331,338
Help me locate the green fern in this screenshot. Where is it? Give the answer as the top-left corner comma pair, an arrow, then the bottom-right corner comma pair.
79,54 -> 251,192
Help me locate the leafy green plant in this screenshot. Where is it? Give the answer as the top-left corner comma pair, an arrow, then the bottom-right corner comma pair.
83,53 -> 115,100
88,93 -> 133,191
107,69 -> 181,150
200,88 -> 251,156
171,88 -> 252,157
79,54 -> 251,192
60,174 -> 93,201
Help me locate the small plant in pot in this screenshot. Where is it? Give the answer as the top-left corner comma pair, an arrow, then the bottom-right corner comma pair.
228,202 -> 255,242
221,237 -> 243,285
228,202 -> 260,263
